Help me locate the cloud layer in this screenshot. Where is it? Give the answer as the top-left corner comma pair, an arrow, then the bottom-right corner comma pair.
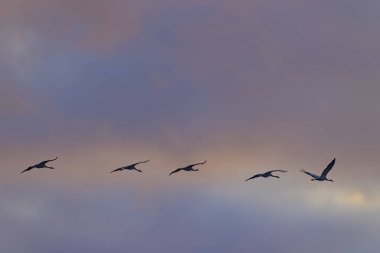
1,0 -> 380,252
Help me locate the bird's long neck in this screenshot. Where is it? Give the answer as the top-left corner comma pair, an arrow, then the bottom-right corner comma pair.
44,157 -> 58,163
134,160 -> 149,166
191,161 -> 206,167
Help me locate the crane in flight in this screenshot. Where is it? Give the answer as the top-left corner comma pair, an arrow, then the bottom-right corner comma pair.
245,170 -> 287,181
301,158 -> 336,182
169,161 -> 207,176
110,160 -> 150,173
21,157 -> 58,173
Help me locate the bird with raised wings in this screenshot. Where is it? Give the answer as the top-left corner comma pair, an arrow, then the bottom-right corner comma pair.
301,158 -> 336,182
245,170 -> 287,181
110,160 -> 150,173
169,161 -> 207,176
21,157 -> 58,173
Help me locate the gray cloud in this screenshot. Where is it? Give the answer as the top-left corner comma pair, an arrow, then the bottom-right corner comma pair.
1,1 -> 380,252
0,183 -> 379,253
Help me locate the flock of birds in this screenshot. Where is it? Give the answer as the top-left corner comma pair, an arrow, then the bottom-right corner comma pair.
21,157 -> 337,182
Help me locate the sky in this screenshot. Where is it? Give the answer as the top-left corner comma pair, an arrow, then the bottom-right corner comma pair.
1,0 -> 380,252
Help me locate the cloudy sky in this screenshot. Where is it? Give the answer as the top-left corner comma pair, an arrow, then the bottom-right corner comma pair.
1,0 -> 380,252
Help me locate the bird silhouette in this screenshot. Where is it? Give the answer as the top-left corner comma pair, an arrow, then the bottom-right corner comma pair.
245,170 -> 287,181
21,157 -> 58,173
301,158 -> 336,182
169,161 -> 207,176
110,160 -> 150,173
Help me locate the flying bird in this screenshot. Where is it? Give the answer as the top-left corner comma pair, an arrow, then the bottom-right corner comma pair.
301,158 -> 336,182
245,170 -> 287,181
110,160 -> 150,173
169,161 -> 207,176
21,157 -> 58,173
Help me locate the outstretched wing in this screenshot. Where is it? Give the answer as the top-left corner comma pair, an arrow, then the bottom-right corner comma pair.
301,170 -> 319,179
133,159 -> 150,166
21,166 -> 34,174
169,168 -> 182,176
268,170 -> 287,173
320,158 -> 336,178
41,157 -> 58,164
189,160 -> 207,168
245,174 -> 262,181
